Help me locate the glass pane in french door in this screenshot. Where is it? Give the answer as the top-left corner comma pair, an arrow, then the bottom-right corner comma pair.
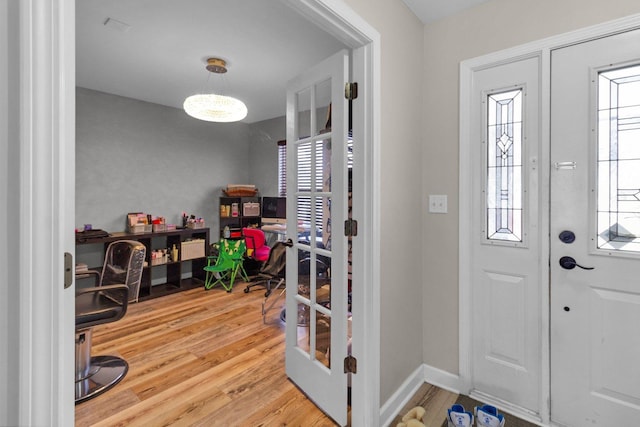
292,77 -> 334,368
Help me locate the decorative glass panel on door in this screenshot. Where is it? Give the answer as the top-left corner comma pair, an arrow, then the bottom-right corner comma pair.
485,89 -> 523,243
597,64 -> 640,252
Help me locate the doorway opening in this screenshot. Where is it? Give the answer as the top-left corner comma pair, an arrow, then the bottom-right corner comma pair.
73,1 -> 379,426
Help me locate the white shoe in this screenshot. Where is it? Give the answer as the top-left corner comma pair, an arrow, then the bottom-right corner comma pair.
447,404 -> 473,427
475,405 -> 505,427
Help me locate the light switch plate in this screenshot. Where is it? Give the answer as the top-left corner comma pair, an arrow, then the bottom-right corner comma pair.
428,195 -> 447,214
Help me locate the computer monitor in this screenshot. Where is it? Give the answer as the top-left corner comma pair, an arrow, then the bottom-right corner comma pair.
261,196 -> 286,224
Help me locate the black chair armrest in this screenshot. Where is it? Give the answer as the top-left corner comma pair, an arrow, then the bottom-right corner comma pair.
76,269 -> 100,286
76,284 -> 129,329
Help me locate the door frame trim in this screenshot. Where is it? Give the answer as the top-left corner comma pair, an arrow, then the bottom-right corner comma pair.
459,12 -> 640,426
281,1 -> 382,424
16,0 -> 76,425
19,0 -> 381,425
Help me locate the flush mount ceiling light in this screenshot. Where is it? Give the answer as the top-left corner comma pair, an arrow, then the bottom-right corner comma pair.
183,57 -> 248,123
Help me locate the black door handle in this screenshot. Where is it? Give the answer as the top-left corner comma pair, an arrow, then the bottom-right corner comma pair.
559,256 -> 594,270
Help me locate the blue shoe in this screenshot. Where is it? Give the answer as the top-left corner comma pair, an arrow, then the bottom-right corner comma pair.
447,404 -> 473,427
475,405 -> 505,427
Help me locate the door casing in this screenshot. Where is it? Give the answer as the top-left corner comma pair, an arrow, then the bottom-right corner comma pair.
460,13 -> 640,426
17,0 -> 382,426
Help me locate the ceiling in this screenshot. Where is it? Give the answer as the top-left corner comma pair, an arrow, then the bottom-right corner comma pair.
76,0 -> 348,124
401,0 -> 491,24
77,1 -> 490,124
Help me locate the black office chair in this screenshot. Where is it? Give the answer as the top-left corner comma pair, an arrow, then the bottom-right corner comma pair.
244,239 -> 285,296
75,240 -> 145,403
242,241 -> 290,322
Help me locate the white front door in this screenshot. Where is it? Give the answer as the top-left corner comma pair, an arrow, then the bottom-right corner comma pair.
285,49 -> 350,426
468,55 -> 542,414
550,29 -> 640,426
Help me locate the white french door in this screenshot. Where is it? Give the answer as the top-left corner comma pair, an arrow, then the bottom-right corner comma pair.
550,29 -> 640,426
285,49 -> 350,426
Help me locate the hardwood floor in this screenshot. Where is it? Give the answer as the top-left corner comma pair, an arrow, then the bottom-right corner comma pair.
389,383 -> 457,427
75,283 -> 335,426
75,281 -> 456,426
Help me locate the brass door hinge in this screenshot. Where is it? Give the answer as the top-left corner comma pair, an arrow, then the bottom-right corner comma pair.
344,355 -> 357,374
345,82 -> 358,100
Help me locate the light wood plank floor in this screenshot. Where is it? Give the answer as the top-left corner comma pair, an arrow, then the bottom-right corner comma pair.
75,282 -> 456,426
75,283 -> 336,426
389,382 -> 457,427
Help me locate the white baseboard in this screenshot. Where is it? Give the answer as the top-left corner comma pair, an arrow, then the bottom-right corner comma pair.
379,363 -> 548,427
379,365 -> 425,427
379,364 -> 461,427
422,364 -> 462,395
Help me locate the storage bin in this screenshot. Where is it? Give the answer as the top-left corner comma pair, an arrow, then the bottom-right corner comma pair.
243,202 -> 260,217
152,224 -> 167,232
181,239 -> 205,260
128,224 -> 152,234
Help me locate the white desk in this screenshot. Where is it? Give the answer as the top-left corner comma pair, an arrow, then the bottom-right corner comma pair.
262,223 -> 324,247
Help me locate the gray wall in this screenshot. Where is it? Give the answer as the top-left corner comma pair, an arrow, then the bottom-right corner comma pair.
342,0 -> 426,404
77,88 -> 260,234
247,115 -> 285,198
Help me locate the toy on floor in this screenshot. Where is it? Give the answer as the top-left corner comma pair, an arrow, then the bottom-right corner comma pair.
447,404 -> 474,427
396,405 -> 426,427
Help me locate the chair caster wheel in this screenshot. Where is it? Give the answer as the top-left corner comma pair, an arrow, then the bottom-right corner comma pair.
265,290 -> 271,298
244,287 -> 250,293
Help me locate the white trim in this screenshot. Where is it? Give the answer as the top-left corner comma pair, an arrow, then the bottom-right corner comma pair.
31,0 -> 379,424
460,13 -> 640,71
381,363 -> 548,427
0,1 -> 10,423
459,12 -> 640,426
351,41 -> 383,427
538,47 -> 552,427
379,365 -> 425,427
27,0 -> 381,426
422,364 -> 462,395
458,56 -> 473,398
282,0 -> 374,47
379,363 -> 462,427
19,0 -> 75,425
